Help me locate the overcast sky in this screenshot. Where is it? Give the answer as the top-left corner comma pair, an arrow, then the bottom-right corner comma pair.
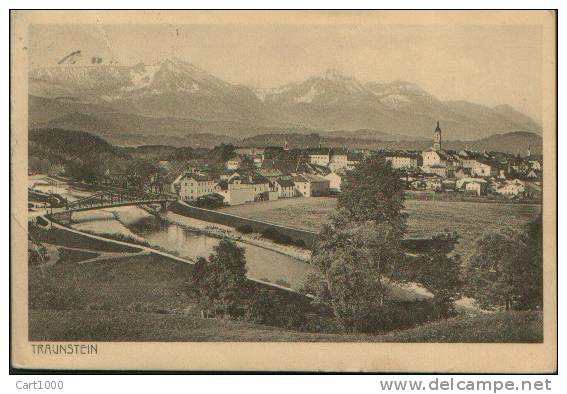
29,23 -> 543,121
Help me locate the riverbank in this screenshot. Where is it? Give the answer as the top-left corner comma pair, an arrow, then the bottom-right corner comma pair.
47,209 -> 434,301
52,206 -> 313,289
160,210 -> 313,263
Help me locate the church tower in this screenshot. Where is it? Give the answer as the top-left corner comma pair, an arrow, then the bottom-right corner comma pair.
433,121 -> 442,151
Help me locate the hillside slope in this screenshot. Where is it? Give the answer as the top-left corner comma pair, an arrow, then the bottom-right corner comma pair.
30,309 -> 542,343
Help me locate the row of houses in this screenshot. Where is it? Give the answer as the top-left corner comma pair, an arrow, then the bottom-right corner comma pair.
386,147 -> 542,180
306,148 -> 365,171
383,122 -> 542,184
407,174 -> 541,198
170,168 -> 337,206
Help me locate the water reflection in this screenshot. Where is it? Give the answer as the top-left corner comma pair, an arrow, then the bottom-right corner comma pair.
127,216 -> 313,289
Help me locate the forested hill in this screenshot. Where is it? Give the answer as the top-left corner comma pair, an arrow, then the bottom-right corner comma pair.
29,128 -> 132,180
29,128 -> 123,159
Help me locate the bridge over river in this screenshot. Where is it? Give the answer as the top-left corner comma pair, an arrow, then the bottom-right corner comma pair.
46,188 -> 177,224
43,186 -> 438,254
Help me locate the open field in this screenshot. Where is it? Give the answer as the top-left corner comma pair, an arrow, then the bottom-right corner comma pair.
219,197 -> 337,231
219,198 -> 542,257
379,310 -> 542,343
28,249 -> 327,340
29,223 -> 141,253
29,252 -> 195,318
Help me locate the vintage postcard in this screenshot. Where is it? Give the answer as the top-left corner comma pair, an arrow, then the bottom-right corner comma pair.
10,10 -> 557,372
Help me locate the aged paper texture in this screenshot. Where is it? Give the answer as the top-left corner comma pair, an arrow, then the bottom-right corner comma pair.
11,10 -> 556,372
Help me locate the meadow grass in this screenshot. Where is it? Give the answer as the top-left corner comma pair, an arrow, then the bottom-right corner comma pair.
28,233 -> 543,343
29,308 -> 542,343
220,198 -> 541,257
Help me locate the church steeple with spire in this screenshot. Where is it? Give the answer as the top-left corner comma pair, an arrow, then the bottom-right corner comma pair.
433,121 -> 442,151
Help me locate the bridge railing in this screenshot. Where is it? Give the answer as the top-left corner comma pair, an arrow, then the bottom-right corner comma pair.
65,188 -> 177,211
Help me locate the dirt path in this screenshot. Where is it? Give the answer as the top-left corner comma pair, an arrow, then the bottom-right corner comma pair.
41,242 -> 151,265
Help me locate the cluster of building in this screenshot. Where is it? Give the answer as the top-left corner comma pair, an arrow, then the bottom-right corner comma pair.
169,163 -> 331,208
158,139 -> 374,206
383,122 -> 543,198
142,122 -> 541,206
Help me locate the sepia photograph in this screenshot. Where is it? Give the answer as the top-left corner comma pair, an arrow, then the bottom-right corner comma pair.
10,9 -> 557,372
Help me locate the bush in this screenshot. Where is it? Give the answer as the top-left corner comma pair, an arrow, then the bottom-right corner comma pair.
194,198 -> 224,209
236,224 -> 254,234
245,287 -> 308,330
292,239 -> 307,248
260,227 -> 305,247
378,300 -> 442,332
36,216 -> 49,227
261,227 -> 279,240
80,230 -> 151,248
274,279 -> 291,288
28,241 -> 48,267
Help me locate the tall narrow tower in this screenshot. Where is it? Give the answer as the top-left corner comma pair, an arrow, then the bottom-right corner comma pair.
433,121 -> 442,151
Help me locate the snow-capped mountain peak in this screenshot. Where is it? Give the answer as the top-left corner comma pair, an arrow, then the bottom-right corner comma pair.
28,57 -> 541,140
313,68 -> 365,93
29,56 -> 238,102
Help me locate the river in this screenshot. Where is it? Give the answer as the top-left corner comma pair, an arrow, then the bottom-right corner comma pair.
70,206 -> 433,302
71,206 -> 314,290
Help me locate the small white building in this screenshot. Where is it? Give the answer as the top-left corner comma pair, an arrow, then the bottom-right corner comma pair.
456,177 -> 487,196
457,150 -> 481,169
293,174 -> 330,197
308,149 -> 331,166
275,178 -> 296,198
386,154 -> 419,169
234,147 -> 265,157
253,155 -> 264,168
472,160 -> 498,177
324,172 -> 343,192
330,150 -> 348,169
226,156 -> 243,170
496,179 -> 525,196
426,165 -> 449,178
217,177 -> 256,206
173,173 -> 217,202
463,181 -> 484,196
422,148 -> 448,168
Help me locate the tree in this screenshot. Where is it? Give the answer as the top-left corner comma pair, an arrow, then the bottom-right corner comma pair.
303,154 -> 411,333
125,159 -> 160,189
337,154 -> 407,235
304,212 -> 406,333
210,144 -> 236,165
245,287 -> 308,329
245,287 -> 279,324
240,156 -> 256,171
464,216 -> 543,311
28,240 -> 48,267
188,239 -> 248,318
404,232 -> 463,318
190,257 -> 217,318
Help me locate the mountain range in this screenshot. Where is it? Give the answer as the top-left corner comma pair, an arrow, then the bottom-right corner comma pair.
29,56 -> 542,144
